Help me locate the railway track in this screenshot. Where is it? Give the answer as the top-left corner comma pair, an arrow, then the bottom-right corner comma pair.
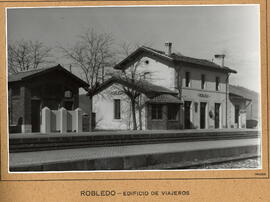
9,130 -> 259,153
137,154 -> 260,170
182,156 -> 260,169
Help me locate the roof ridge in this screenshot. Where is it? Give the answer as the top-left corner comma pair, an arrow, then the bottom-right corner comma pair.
171,53 -> 220,65
141,46 -> 166,54
114,45 -> 237,73
142,46 -> 222,67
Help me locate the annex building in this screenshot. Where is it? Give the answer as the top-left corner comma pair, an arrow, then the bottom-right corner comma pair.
8,64 -> 89,133
92,44 -> 252,130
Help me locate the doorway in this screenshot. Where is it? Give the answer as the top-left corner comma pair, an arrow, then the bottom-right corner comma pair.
184,101 -> 192,129
235,105 -> 240,127
31,99 -> 41,132
200,102 -> 207,129
215,103 -> 221,128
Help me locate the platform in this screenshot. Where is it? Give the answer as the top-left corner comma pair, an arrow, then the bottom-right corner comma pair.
9,138 -> 260,171
9,129 -> 259,153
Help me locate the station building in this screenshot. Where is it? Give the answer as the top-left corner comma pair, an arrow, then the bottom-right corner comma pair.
7,46 -> 253,133
93,45 -> 251,130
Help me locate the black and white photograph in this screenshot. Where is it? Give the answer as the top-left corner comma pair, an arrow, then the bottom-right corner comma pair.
6,5 -> 261,172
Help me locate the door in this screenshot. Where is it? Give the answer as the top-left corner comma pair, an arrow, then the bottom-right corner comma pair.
215,103 -> 221,128
184,101 -> 191,129
235,105 -> 240,128
31,100 -> 41,132
200,102 -> 207,129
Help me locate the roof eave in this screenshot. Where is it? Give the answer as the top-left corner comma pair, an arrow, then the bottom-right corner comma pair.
224,68 -> 237,74
177,60 -> 237,74
229,93 -> 251,101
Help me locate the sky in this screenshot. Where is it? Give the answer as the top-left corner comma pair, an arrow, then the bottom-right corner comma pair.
7,5 -> 260,92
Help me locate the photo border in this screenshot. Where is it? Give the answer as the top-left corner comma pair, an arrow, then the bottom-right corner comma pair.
0,0 -> 268,182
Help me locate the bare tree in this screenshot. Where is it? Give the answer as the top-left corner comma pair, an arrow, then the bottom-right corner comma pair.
59,28 -> 116,131
114,42 -> 152,130
8,40 -> 52,74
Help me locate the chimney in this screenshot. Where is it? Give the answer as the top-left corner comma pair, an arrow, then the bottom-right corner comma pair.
165,42 -> 172,55
214,54 -> 226,67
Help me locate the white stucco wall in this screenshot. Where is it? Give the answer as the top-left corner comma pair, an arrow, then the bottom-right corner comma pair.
180,65 -> 227,92
179,65 -> 229,129
93,83 -> 146,130
93,56 -> 177,130
228,98 -> 247,128
135,57 -> 176,91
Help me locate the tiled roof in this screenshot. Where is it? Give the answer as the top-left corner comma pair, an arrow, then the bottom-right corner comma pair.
115,76 -> 177,95
92,75 -> 177,97
8,68 -> 48,82
114,46 -> 237,73
147,94 -> 182,104
142,46 -> 166,55
8,64 -> 89,88
229,85 -> 256,101
170,53 -> 236,73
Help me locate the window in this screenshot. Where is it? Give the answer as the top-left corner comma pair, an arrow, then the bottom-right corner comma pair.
64,90 -> 73,98
114,99 -> 121,119
168,104 -> 178,120
215,77 -> 220,91
201,74 -> 205,89
151,104 -> 162,120
185,72 -> 190,87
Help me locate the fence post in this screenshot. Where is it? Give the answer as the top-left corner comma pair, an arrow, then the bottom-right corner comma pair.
60,107 -> 67,133
41,107 -> 51,133
74,108 -> 82,132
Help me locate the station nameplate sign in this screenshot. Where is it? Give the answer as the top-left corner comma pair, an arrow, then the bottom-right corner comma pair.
198,93 -> 210,98
111,90 -> 123,95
